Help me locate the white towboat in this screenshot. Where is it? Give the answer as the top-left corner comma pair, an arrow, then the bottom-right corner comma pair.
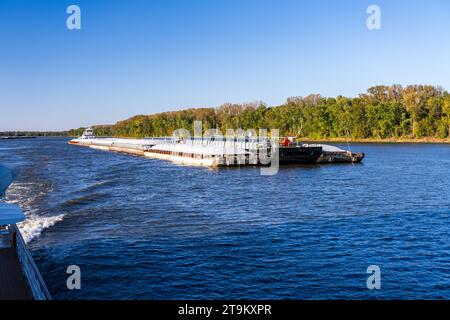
80,127 -> 95,140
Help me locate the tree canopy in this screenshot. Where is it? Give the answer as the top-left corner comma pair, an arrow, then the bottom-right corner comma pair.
68,85 -> 450,139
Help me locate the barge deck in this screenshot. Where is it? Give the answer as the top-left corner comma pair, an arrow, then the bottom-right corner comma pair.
0,164 -> 51,301
69,129 -> 364,167
0,247 -> 32,300
69,134 -> 322,167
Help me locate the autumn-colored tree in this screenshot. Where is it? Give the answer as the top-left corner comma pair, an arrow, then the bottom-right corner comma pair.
70,85 -> 449,140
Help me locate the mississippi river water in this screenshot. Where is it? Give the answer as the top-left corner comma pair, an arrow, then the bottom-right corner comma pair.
1,138 -> 449,299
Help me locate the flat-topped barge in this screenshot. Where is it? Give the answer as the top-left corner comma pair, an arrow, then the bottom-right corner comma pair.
69,129 -> 323,167
69,129 -> 365,167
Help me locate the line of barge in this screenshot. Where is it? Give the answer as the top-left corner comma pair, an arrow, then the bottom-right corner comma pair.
68,128 -> 364,167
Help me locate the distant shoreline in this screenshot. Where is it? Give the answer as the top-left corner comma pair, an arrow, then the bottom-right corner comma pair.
3,134 -> 450,144
303,137 -> 450,144
0,136 -> 37,140
76,135 -> 450,144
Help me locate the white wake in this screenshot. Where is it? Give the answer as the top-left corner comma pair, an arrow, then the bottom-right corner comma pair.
17,213 -> 65,243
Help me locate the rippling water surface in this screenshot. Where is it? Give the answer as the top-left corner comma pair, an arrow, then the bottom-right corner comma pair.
1,138 -> 449,299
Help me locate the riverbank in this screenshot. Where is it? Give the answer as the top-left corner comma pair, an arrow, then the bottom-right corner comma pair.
6,134 -> 449,145
303,137 -> 450,144
0,136 -> 37,140
93,136 -> 450,145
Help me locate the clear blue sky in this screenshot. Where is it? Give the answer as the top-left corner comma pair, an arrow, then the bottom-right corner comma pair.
1,0 -> 449,131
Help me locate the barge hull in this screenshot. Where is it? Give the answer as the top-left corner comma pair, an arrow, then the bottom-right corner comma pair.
316,152 -> 365,164
69,137 -> 329,168
144,151 -> 218,167
278,147 -> 322,165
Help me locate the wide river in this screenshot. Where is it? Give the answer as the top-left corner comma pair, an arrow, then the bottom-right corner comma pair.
0,137 -> 449,299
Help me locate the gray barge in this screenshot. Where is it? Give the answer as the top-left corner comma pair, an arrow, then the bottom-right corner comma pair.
69,129 -> 322,167
308,144 -> 365,164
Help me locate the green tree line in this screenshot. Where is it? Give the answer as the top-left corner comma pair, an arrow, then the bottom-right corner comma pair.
0,131 -> 68,137
69,85 -> 450,139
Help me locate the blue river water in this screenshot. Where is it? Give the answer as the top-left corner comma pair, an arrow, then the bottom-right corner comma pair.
0,137 -> 449,299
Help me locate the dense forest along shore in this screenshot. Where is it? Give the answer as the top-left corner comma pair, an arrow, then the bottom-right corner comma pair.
67,85 -> 450,142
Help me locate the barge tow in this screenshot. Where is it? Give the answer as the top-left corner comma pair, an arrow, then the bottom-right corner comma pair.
69,129 -> 323,167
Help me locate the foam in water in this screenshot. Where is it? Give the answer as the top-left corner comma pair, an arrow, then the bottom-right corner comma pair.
4,180 -> 63,243
18,213 -> 65,243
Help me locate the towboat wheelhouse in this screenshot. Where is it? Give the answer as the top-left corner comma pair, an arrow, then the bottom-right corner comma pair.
80,128 -> 95,140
